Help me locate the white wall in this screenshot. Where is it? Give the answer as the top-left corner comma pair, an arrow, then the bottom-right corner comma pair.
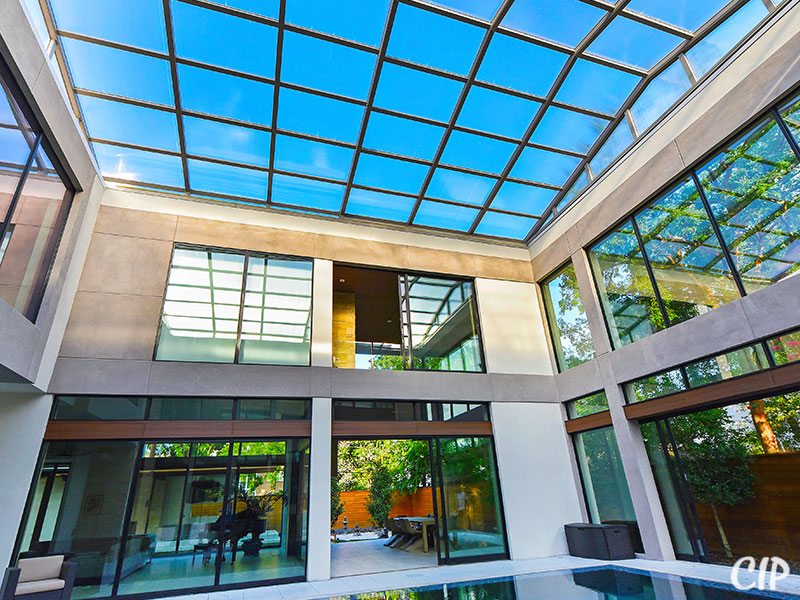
491,402 -> 583,560
306,397 -> 332,581
311,259 -> 333,368
0,392 -> 52,567
475,278 -> 553,376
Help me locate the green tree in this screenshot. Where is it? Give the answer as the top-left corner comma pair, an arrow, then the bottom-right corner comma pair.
330,476 -> 344,528
365,465 -> 394,528
669,408 -> 756,558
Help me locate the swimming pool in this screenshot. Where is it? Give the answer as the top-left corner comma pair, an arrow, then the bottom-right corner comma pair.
323,566 -> 797,599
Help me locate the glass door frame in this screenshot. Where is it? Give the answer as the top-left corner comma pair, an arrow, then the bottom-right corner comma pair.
110,436 -> 310,599
430,435 -> 510,566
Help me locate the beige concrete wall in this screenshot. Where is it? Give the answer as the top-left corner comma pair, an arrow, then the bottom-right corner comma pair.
58,205 -> 535,364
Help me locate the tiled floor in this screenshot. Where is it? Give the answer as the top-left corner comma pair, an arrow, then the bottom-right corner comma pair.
158,555 -> 800,600
330,538 -> 437,578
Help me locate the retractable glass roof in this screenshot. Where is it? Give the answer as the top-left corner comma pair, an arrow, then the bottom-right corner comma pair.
35,0 -> 781,243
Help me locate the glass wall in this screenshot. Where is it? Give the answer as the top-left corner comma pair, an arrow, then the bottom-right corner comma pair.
435,437 -> 507,561
19,438 -> 310,598
0,60 -> 73,321
589,92 -> 800,349
642,392 -> 800,571
572,427 -> 640,550
333,401 -> 489,422
541,262 -> 595,371
155,246 -> 312,365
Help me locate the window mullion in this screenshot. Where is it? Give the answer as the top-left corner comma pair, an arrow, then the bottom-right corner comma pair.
233,252 -> 250,363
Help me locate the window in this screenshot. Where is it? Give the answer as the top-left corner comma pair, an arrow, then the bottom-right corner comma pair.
333,265 -> 484,372
19,438 -> 310,597
572,426 -> 641,550
332,400 -> 489,422
0,59 -> 73,321
625,342 -> 772,403
641,391 -> 800,566
566,391 -> 609,419
541,261 -> 596,371
52,396 -> 311,421
155,246 -> 312,365
589,91 -> 800,349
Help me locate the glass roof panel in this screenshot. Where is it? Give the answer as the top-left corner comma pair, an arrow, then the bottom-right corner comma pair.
428,0 -> 502,21
561,169 -> 590,208
555,58 -> 641,115
272,174 -> 344,212
171,1 -> 276,78
440,131 -> 516,174
530,106 -> 608,154
346,189 -> 416,222
274,135 -> 353,180
94,142 -> 184,187
586,16 -> 682,70
490,182 -> 555,215
501,0 -> 606,48
184,116 -> 270,167
363,112 -> 445,160
511,147 -> 581,186
414,201 -> 480,232
427,168 -> 495,206
374,63 -> 462,122
51,0 -> 167,52
60,38 -> 174,106
79,95 -> 179,152
625,0 -> 730,31
424,0 -> 502,20
589,120 -> 635,175
475,212 -> 536,239
178,64 -> 273,126
188,159 -> 267,199
457,86 -> 540,139
478,34 -> 567,97
281,31 -> 376,99
285,0 -> 390,47
686,1 -> 767,78
208,0 -> 279,18
388,4 -> 485,76
630,60 -> 691,132
353,154 -> 428,195
277,89 -> 363,143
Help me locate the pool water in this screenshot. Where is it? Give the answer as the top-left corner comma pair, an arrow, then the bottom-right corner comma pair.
325,567 -> 796,599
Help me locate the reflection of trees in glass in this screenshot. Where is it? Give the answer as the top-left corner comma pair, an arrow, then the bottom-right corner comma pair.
577,428 -> 634,523
669,408 -> 755,558
544,263 -> 595,369
697,117 -> 800,290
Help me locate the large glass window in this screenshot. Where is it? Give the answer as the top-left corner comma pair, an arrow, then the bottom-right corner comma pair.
572,426 -> 640,549
332,265 -> 484,372
434,437 -> 507,561
542,262 -> 596,371
19,438 -> 310,597
634,178 -> 741,325
642,392 -> 800,570
587,92 -> 800,349
0,62 -> 73,321
332,400 -> 489,422
156,246 -> 312,365
696,116 -> 800,292
588,222 -> 666,347
18,441 -> 140,599
566,391 -> 609,419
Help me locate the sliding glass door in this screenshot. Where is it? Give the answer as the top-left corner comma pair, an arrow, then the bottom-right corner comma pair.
432,437 -> 508,564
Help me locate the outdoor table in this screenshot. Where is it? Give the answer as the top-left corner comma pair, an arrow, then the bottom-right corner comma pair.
406,517 -> 436,552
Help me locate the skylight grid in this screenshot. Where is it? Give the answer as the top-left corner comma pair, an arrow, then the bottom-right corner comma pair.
44,0 -> 780,243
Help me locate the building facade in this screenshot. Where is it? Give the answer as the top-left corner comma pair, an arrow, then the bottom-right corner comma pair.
1,0 -> 800,597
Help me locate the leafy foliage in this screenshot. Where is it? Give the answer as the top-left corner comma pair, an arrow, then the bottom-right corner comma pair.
336,439 -> 429,493
365,465 -> 394,528
330,476 -> 344,527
